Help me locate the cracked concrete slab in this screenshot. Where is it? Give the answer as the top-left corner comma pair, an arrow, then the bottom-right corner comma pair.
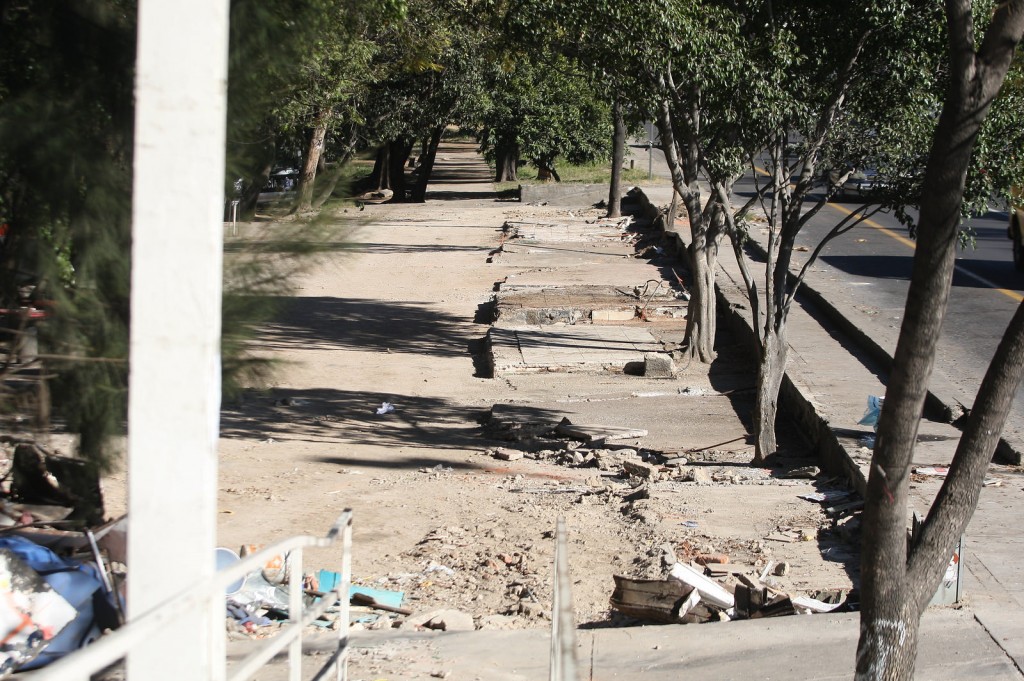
503,220 -> 630,242
488,325 -> 666,375
494,284 -> 687,325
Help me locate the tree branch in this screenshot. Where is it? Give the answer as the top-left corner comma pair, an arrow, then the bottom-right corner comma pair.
784,205 -> 884,313
715,181 -> 764,348
907,297 -> 1024,612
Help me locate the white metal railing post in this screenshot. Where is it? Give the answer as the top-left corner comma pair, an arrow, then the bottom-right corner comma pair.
339,516 -> 352,681
289,547 -> 304,681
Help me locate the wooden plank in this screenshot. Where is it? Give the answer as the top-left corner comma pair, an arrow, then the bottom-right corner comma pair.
609,575 -> 694,623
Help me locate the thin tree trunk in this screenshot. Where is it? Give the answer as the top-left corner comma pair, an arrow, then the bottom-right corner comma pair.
608,98 -> 625,218
293,111 -> 329,213
411,126 -> 443,203
682,205 -> 721,362
311,130 -> 359,209
654,89 -> 718,364
749,134 -> 798,463
753,328 -> 787,463
387,138 -> 413,203
370,144 -> 390,192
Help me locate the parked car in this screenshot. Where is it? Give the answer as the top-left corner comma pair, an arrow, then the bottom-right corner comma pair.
264,168 -> 299,193
823,168 -> 884,201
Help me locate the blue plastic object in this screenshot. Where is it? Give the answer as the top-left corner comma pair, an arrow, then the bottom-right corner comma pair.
857,395 -> 884,431
316,569 -> 404,608
0,536 -> 111,670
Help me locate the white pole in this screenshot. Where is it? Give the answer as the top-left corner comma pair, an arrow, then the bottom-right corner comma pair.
127,1 -> 229,679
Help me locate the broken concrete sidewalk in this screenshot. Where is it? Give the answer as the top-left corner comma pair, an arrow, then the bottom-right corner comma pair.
487,211 -> 686,377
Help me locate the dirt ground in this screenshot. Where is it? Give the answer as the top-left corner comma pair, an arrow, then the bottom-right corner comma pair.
86,143 -> 858,674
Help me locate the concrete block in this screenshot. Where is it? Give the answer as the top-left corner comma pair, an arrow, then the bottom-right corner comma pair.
405,608 -> 476,631
623,459 -> 659,479
520,183 -> 610,206
644,353 -> 676,378
491,448 -> 524,461
592,308 -> 636,322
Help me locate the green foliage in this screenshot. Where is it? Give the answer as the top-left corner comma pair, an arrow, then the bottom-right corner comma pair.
227,0 -> 407,191
0,0 -> 394,468
477,54 -> 611,173
357,0 -> 490,152
498,158 -> 656,186
965,53 -> 1024,216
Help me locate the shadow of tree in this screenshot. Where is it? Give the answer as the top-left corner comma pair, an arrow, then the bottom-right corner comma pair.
222,387 -> 488,450
221,387 -> 571,473
256,297 -> 474,357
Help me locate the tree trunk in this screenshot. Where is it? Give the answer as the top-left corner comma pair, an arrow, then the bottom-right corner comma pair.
856,4 -> 1024,678
608,98 -> 625,218
370,144 -> 391,192
655,95 -> 718,363
311,130 -> 359,210
537,162 -> 560,182
411,126 -> 443,203
495,140 -> 519,182
855,599 -> 922,681
753,328 -> 787,463
749,133 -> 800,465
682,202 -> 723,363
293,110 -> 330,213
387,138 -> 413,203
681,238 -> 716,361
239,154 -> 273,220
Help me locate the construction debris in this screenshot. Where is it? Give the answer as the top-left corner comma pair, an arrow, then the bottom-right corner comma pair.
611,558 -> 849,625
554,418 -> 648,442
609,575 -> 695,623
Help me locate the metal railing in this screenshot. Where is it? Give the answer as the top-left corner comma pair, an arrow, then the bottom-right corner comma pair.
549,517 -> 578,681
25,509 -> 353,681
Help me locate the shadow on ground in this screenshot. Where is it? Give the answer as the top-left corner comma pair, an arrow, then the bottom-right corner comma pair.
256,296 -> 473,357
222,387 -> 492,456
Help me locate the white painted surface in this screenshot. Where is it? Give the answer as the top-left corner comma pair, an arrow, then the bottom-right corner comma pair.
127,1 -> 229,678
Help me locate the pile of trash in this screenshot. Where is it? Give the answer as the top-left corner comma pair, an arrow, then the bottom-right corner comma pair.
610,558 -> 854,625
221,549 -> 408,639
0,442 -> 125,677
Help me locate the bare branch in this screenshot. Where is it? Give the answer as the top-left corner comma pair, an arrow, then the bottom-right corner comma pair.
715,182 -> 764,348
799,30 -> 871,188
784,205 -> 884,313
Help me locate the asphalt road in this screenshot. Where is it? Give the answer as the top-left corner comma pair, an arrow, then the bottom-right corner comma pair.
629,142 -> 1024,441
735,173 -> 1024,436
